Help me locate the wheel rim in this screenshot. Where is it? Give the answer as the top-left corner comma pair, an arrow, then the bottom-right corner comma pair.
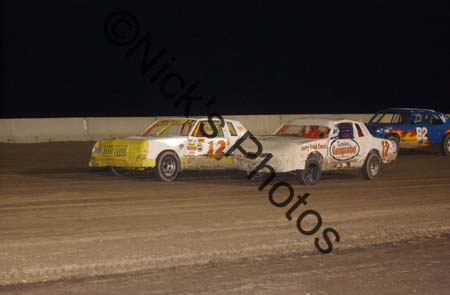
447,139 -> 450,152
161,157 -> 176,177
369,158 -> 379,176
305,163 -> 319,182
112,167 -> 128,175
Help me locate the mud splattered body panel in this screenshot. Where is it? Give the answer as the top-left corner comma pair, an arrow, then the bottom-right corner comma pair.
89,118 -> 246,170
234,118 -> 397,173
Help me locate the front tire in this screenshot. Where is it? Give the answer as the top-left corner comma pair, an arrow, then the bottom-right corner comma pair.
297,158 -> 322,185
441,134 -> 450,156
362,152 -> 382,180
154,151 -> 180,181
110,166 -> 129,176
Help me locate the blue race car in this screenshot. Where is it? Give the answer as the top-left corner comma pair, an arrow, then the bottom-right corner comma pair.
367,108 -> 450,155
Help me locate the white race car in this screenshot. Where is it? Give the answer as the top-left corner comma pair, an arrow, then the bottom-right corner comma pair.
232,118 -> 398,185
89,117 -> 247,181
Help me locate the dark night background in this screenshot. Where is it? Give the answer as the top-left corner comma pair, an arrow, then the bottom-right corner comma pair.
1,0 -> 449,118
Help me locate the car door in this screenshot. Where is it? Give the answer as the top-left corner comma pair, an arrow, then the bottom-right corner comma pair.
328,122 -> 362,166
190,119 -> 227,157
428,112 -> 448,146
410,112 -> 430,146
388,112 -> 408,144
185,119 -> 234,169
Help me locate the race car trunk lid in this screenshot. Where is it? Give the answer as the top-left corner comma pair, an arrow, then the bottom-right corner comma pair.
89,138 -> 153,168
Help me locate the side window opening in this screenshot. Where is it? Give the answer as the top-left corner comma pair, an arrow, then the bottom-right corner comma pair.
336,122 -> 354,139
392,113 -> 407,124
180,121 -> 194,136
411,114 -> 421,124
411,113 -> 429,124
355,124 -> 364,137
194,120 -> 224,137
431,114 -> 444,125
227,122 -> 238,136
371,112 -> 407,124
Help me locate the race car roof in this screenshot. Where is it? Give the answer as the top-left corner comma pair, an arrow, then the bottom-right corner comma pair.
154,117 -> 238,121
287,118 -> 356,128
151,117 -> 244,126
378,108 -> 436,113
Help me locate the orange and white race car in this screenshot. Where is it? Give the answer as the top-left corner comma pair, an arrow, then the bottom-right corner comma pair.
232,118 -> 398,185
89,118 -> 247,181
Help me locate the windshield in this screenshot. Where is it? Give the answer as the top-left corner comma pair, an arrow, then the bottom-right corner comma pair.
370,112 -> 407,124
143,120 -> 195,137
276,124 -> 330,139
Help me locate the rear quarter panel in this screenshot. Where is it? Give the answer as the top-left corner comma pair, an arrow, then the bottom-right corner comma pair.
372,137 -> 397,163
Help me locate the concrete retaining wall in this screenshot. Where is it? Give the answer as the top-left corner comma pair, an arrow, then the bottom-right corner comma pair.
0,114 -> 385,143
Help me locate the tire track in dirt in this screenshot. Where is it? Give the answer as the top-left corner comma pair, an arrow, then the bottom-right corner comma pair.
0,143 -> 449,285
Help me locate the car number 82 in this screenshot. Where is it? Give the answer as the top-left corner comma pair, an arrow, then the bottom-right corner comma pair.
416,127 -> 428,143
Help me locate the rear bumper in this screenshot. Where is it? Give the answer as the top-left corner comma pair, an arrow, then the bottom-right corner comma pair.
382,153 -> 397,164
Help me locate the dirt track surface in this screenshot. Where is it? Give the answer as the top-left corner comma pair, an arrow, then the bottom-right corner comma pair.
0,142 -> 449,294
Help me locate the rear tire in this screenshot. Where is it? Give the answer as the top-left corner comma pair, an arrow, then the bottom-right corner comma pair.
154,151 -> 180,181
110,166 -> 129,176
441,134 -> 450,156
297,158 -> 322,185
362,152 -> 382,180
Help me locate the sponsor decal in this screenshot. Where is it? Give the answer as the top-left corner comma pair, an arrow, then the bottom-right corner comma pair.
330,140 -> 360,161
310,143 -> 327,150
196,143 -> 203,152
301,143 -> 326,152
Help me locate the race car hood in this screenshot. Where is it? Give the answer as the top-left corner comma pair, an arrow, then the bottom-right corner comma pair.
89,137 -> 150,168
239,135 -> 317,155
89,136 -> 188,168
126,135 -> 186,145
234,136 -> 318,172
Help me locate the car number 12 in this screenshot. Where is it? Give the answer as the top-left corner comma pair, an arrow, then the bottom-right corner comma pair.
381,140 -> 390,158
207,140 -> 226,156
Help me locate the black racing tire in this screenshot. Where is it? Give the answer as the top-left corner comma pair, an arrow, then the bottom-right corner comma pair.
154,151 -> 180,182
247,169 -> 263,181
297,158 -> 322,185
110,166 -> 129,176
386,134 -> 400,154
362,152 -> 382,180
441,134 -> 450,156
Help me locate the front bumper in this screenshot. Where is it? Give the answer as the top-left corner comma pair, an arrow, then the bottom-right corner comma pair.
89,138 -> 155,168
